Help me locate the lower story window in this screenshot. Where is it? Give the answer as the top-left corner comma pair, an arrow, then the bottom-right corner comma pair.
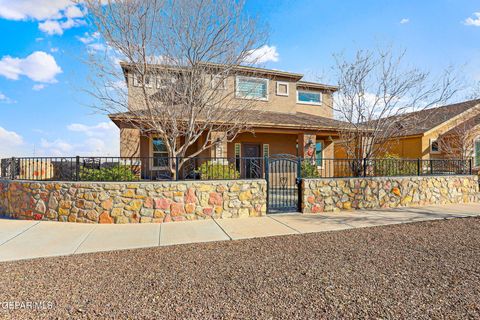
152,138 -> 168,167
430,139 -> 440,153
475,139 -> 480,167
315,141 -> 323,167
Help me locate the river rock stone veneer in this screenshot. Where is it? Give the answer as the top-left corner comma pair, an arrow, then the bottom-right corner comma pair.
302,175 -> 479,213
0,179 -> 266,223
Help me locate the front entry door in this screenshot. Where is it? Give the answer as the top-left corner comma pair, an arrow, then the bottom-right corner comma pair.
242,144 -> 261,178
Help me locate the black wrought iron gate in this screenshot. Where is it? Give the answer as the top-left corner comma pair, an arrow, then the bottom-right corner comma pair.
265,155 -> 301,213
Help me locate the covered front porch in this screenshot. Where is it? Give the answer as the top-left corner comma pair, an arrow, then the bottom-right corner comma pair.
119,126 -> 339,180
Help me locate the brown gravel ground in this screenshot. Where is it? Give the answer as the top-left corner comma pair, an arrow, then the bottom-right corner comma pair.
1,217 -> 480,319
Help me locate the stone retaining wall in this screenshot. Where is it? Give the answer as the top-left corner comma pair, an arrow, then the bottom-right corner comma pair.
0,179 -> 266,223
302,175 -> 479,213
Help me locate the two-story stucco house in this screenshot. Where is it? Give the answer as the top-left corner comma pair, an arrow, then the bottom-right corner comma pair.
109,63 -> 346,177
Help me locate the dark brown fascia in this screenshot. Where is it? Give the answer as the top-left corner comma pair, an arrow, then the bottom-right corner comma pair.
108,113 -> 345,132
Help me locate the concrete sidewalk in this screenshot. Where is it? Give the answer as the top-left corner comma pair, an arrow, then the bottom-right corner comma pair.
0,203 -> 479,262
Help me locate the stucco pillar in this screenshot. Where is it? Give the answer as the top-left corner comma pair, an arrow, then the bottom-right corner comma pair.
298,132 -> 316,159
210,132 -> 228,158
120,128 -> 141,158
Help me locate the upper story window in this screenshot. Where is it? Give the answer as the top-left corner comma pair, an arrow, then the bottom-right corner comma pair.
235,76 -> 268,101
211,75 -> 227,90
276,81 -> 289,96
297,90 -> 322,105
133,73 -> 153,88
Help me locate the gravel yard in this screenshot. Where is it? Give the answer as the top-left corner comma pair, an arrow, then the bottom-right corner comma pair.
0,217 -> 479,319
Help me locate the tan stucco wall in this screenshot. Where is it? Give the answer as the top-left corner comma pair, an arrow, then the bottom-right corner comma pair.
120,128 -> 141,158
228,132 -> 299,157
125,70 -> 334,118
384,136 -> 423,159
334,136 -> 426,160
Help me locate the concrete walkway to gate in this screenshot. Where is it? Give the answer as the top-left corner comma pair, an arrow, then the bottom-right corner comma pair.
0,203 -> 479,262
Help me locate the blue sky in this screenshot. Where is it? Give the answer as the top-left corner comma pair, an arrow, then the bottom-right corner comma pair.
0,0 -> 479,157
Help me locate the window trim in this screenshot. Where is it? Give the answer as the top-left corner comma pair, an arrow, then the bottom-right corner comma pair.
234,143 -> 241,158
315,140 -> 324,168
430,138 -> 441,154
156,75 -> 166,89
132,73 -> 140,87
263,144 -> 270,157
133,73 -> 153,88
474,137 -> 480,168
235,75 -> 269,101
211,75 -> 227,90
276,81 -> 289,96
149,137 -> 169,170
296,89 -> 322,105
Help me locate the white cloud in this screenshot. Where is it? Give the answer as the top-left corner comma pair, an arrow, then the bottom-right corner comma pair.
0,0 -> 72,20
0,51 -> 62,83
40,138 -> 74,156
39,18 -> 85,35
244,45 -> 280,64
67,122 -> 117,137
77,32 -> 100,44
465,12 -> 480,27
35,121 -> 120,156
38,20 -> 63,35
0,92 -> 16,104
77,32 -> 107,52
0,1 -> 86,35
400,18 -> 410,24
0,126 -> 23,157
32,84 -> 46,91
64,5 -> 84,19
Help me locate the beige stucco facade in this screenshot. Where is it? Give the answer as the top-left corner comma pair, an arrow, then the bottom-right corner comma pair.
114,63 -> 341,180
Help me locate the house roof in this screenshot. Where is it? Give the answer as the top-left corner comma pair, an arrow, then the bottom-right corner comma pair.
380,99 -> 480,137
109,109 -> 349,132
119,61 -> 338,91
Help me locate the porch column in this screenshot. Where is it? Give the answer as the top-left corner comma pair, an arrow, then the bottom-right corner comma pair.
210,132 -> 227,158
120,128 -> 140,158
298,132 -> 316,159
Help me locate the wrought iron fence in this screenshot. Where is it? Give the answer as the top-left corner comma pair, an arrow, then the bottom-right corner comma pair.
0,156 -> 474,182
305,158 -> 474,178
0,156 -> 265,182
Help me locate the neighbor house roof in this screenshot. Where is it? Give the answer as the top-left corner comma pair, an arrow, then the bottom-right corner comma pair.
379,99 -> 480,137
109,109 -> 349,132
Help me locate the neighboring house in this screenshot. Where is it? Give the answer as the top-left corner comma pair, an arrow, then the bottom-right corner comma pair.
339,99 -> 480,166
109,63 -> 345,177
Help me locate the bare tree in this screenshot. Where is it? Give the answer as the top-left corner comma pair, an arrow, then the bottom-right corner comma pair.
80,0 -> 268,177
438,84 -> 480,161
437,113 -> 480,160
469,81 -> 480,100
332,48 -> 459,160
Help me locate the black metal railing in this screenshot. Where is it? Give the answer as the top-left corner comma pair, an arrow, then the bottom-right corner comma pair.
0,156 -> 266,182
0,156 -> 474,182
301,158 -> 473,178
